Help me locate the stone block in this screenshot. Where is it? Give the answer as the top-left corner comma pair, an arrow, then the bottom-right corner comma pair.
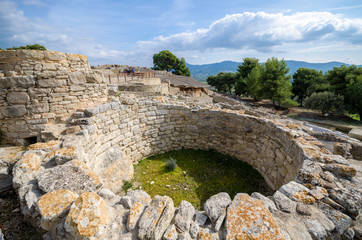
38,78 -> 67,88
69,72 -> 86,85
6,92 -> 30,104
27,103 -> 49,114
225,193 -> 283,239
0,105 -> 27,117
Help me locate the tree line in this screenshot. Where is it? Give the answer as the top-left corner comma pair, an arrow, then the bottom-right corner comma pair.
207,57 -> 362,121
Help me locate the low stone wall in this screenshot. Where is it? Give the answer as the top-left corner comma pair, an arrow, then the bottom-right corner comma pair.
79,99 -> 305,190
0,50 -> 108,144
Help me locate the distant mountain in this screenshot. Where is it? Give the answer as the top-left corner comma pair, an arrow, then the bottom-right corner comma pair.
187,60 -> 351,82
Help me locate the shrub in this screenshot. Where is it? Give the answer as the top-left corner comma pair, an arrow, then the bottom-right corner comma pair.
165,157 -> 177,171
122,180 -> 133,192
304,91 -> 344,115
281,98 -> 299,108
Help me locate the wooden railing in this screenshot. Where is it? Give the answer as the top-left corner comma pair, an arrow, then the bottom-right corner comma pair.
104,72 -> 156,84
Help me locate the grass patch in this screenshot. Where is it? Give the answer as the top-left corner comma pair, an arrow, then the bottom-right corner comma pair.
131,149 -> 273,209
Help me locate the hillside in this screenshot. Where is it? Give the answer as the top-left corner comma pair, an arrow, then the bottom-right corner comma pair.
187,60 -> 350,82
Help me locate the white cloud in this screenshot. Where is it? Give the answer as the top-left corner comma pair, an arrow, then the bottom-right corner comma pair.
137,11 -> 362,53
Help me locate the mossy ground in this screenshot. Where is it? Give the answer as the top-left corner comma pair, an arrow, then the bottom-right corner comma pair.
130,149 -> 273,209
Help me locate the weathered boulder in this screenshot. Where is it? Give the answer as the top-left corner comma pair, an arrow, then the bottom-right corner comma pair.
195,211 -> 208,226
138,195 -> 175,240
251,192 -> 277,212
6,92 -> 30,104
0,105 -> 27,118
36,189 -> 78,233
225,193 -> 283,239
64,192 -> 110,239
204,192 -> 231,227
44,146 -> 78,165
318,202 -> 352,234
174,200 -> 195,233
348,127 -> 362,141
36,159 -> 102,194
328,188 -> 361,220
13,151 -> 44,188
127,201 -> 145,231
163,224 -> 178,240
198,227 -> 219,240
273,190 -> 296,213
27,140 -> 61,152
189,222 -> 199,239
303,219 -> 328,240
321,164 -> 356,178
333,143 -> 352,159
126,190 -> 152,206
97,188 -> 115,200
279,181 -> 315,204
69,72 -> 86,85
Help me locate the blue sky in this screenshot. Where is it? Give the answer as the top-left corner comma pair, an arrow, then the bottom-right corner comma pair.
1,0 -> 362,66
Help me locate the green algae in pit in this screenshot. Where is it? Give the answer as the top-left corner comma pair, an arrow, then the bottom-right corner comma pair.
132,149 -> 273,209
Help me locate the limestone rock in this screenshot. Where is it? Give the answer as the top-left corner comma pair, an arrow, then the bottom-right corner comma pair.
6,92 -> 30,104
163,224 -> 178,240
13,151 -> 44,188
279,181 -> 315,204
127,201 -> 145,231
177,232 -> 192,240
198,227 -> 219,240
36,189 -> 78,231
273,190 -> 296,213
309,186 -> 328,200
69,72 -> 86,85
303,219 -> 328,240
251,192 -> 277,212
44,146 -> 78,165
328,188 -> 361,220
195,211 -> 208,226
348,128 -> 362,141
322,163 -> 356,178
296,203 -> 312,216
27,140 -> 61,152
189,222 -> 199,239
318,202 -> 352,234
138,195 -> 175,240
0,105 -> 27,118
98,188 -> 115,200
342,228 -> 355,240
274,214 -> 312,240
174,200 -> 195,233
333,143 -> 352,159
64,192 -> 110,239
36,159 -> 102,194
126,190 -> 152,206
204,192 -> 231,224
102,156 -> 134,193
225,193 -> 283,239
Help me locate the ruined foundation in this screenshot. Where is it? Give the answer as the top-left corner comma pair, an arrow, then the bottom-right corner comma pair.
0,50 -> 361,240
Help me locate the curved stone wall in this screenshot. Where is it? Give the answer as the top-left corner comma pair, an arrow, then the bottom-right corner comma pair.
79,99 -> 305,190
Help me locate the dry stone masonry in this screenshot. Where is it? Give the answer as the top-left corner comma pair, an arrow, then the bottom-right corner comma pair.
0,50 -> 361,239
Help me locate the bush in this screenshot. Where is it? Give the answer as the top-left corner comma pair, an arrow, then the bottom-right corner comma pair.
6,44 -> 47,51
122,180 -> 133,192
304,91 -> 344,115
165,157 -> 177,171
281,98 -> 299,108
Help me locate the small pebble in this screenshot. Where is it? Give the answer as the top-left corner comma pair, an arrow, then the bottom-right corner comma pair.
12,208 -> 20,213
150,181 -> 154,185
166,185 -> 171,188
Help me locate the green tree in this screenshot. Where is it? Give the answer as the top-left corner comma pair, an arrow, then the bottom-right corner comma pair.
304,91 -> 344,115
173,57 -> 191,76
153,50 -> 190,76
259,57 -> 292,105
243,65 -> 262,99
206,72 -> 236,93
325,65 -> 362,120
234,57 -> 260,96
292,68 -> 327,106
345,76 -> 362,121
6,44 -> 47,50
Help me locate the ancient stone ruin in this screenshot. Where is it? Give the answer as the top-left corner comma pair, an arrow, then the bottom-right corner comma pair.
0,50 -> 362,239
